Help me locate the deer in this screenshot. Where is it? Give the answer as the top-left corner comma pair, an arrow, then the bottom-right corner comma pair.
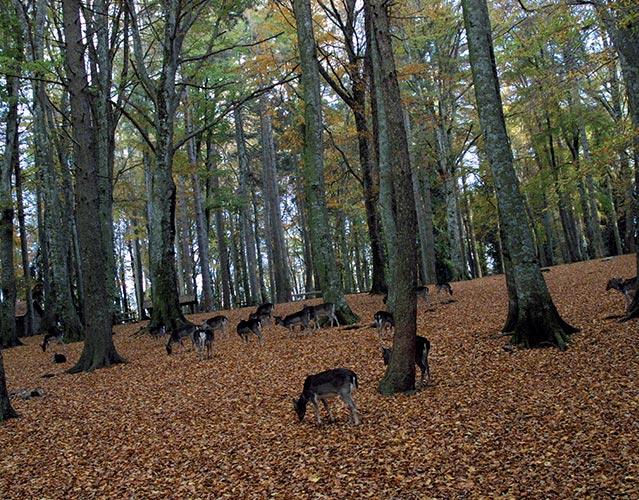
293,368 -> 359,425
193,328 -> 214,361
249,309 -> 272,325
165,323 -> 198,355
606,277 -> 637,312
304,303 -> 339,330
40,330 -> 64,352
237,318 -> 264,346
274,308 -> 311,335
415,285 -> 429,304
374,310 -> 394,341
252,302 -> 275,324
436,283 -> 453,296
204,315 -> 229,338
381,336 -> 431,388
384,286 -> 430,305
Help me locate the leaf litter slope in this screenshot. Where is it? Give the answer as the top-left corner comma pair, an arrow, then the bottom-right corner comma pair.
1,255 -> 638,499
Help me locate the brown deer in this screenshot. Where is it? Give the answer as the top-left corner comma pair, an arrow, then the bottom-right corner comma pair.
204,315 -> 229,338
304,303 -> 339,330
606,277 -> 637,312
293,368 -> 359,425
381,336 -> 431,387
237,318 -> 264,346
374,310 -> 394,341
40,330 -> 64,352
274,309 -> 311,335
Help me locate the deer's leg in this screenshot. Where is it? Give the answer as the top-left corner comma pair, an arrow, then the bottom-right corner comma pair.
341,394 -> 359,425
312,399 -> 323,424
320,399 -> 334,423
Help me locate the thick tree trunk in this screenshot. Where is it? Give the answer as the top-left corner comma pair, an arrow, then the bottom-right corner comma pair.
462,0 -> 578,350
31,0 -> 83,343
294,0 -> 358,323
62,0 -> 125,371
1,61 -> 21,348
368,0 -> 418,395
369,23 -> 398,310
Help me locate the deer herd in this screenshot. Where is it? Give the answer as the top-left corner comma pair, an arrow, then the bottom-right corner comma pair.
38,272 -> 637,426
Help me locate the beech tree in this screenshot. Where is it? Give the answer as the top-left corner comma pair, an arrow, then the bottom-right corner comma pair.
367,0 -> 419,395
293,0 -> 358,323
462,0 -> 579,349
0,2 -> 21,348
62,0 -> 126,371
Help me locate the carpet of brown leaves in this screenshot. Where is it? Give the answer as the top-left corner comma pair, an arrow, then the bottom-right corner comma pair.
2,255 -> 638,499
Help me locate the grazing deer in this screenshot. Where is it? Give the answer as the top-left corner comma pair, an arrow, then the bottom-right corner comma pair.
274,309 -> 311,334
293,368 -> 359,425
252,303 -> 275,324
41,330 -> 64,352
165,323 -> 197,355
204,315 -> 229,338
606,277 -> 637,312
381,336 -> 431,387
436,283 -> 453,296
305,303 -> 339,330
415,285 -> 429,304
237,318 -> 264,346
194,328 -> 214,361
148,324 -> 167,338
374,310 -> 394,341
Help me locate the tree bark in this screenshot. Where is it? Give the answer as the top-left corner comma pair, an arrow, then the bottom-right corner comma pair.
367,0 -> 418,395
28,0 -> 83,343
317,0 -> 387,295
0,348 -> 18,422
62,0 -> 125,371
235,108 -> 259,306
294,0 -> 358,323
208,145 -> 233,310
260,99 -> 292,303
0,38 -> 21,348
462,0 -> 578,350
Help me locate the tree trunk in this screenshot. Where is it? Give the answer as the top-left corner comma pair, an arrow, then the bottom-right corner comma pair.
293,0 -> 358,323
368,0 -> 418,395
235,108 -> 259,306
208,146 -> 233,310
405,114 -> 438,285
62,0 -> 125,371
0,52 -> 21,348
462,0 -> 578,350
0,348 -> 18,422
31,0 -> 83,342
176,176 -> 195,297
14,149 -> 34,335
260,99 -> 292,303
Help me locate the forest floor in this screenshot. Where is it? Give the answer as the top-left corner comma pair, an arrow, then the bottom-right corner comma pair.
1,255 -> 638,499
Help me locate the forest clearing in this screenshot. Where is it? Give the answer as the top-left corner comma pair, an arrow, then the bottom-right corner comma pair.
1,255 -> 638,499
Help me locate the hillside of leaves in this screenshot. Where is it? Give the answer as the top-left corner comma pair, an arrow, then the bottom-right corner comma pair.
1,255 -> 638,499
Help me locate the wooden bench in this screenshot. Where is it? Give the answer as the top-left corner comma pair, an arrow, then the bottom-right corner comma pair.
291,291 -> 323,301
144,295 -> 198,315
